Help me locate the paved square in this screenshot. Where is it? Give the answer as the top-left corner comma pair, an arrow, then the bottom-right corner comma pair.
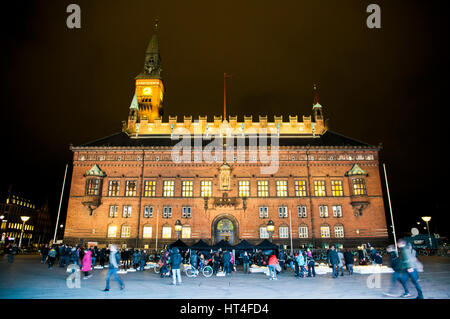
0,255 -> 449,299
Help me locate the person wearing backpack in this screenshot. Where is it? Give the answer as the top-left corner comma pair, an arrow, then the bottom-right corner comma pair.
104,245 -> 124,291
306,250 -> 316,277
48,246 -> 57,269
383,244 -> 409,297
170,247 -> 182,285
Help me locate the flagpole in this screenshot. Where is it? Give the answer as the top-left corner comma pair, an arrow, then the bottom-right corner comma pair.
383,163 -> 398,252
289,209 -> 293,256
53,164 -> 68,244
155,208 -> 159,253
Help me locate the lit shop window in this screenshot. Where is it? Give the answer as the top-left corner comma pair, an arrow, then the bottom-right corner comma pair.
125,181 -> 137,197
276,180 -> 288,197
163,181 -> 175,197
299,226 -> 308,238
295,180 -> 307,197
238,181 -> 250,197
314,180 -> 326,197
331,180 -> 343,197
257,181 -> 269,197
200,181 -> 212,197
352,178 -> 367,196
182,181 -> 193,197
320,226 -> 330,238
144,180 -> 156,197
108,181 -> 120,196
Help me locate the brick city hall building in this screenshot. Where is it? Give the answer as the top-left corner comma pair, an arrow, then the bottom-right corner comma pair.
64,24 -> 389,249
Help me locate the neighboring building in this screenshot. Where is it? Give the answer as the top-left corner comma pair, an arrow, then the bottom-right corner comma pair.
0,192 -> 52,246
64,23 -> 389,249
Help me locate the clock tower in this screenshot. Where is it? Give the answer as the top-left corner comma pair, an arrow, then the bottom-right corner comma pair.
134,20 -> 164,122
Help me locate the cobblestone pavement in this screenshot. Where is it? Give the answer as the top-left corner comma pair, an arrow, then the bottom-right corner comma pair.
0,255 -> 449,299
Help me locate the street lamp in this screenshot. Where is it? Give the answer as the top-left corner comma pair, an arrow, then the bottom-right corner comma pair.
267,220 -> 275,242
18,216 -> 30,248
174,220 -> 182,240
421,216 -> 432,248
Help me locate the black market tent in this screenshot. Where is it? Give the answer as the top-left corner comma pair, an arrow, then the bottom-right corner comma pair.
233,240 -> 256,251
190,239 -> 212,251
213,240 -> 234,250
168,239 -> 189,250
255,239 -> 278,250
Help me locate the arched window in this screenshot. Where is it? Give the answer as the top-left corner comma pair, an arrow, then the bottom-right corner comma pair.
142,225 -> 152,239
107,225 -> 117,238
298,225 -> 308,238
121,225 -> 131,238
320,225 -> 330,238
334,225 -> 344,238
182,224 -> 191,239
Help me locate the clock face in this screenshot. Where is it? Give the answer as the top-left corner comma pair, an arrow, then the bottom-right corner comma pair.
143,87 -> 152,95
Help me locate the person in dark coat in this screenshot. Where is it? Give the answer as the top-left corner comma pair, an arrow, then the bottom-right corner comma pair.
139,250 -> 148,271
40,244 -> 49,264
213,252 -> 220,274
99,248 -> 106,267
343,249 -> 354,275
223,250 -> 232,275
383,245 -> 409,297
170,248 -> 182,285
278,250 -> 285,271
242,252 -> 250,274
327,246 -> 340,278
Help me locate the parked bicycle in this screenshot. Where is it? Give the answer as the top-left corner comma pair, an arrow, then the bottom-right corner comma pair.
184,261 -> 214,278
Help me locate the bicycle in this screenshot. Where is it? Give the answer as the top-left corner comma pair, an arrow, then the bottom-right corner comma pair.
184,263 -> 214,278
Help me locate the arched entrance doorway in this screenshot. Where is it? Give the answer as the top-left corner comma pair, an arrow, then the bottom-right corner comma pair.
211,214 -> 239,245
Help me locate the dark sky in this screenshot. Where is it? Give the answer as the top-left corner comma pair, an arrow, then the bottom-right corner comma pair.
1,1 -> 448,238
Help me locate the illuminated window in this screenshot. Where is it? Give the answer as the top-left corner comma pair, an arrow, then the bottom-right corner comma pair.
182,226 -> 191,239
121,225 -> 131,238
200,181 -> 212,197
314,180 -> 326,197
144,180 -> 156,197
320,226 -> 330,238
297,205 -> 307,218
162,226 -> 171,239
279,226 -> 289,238
331,180 -> 343,197
125,181 -> 137,197
143,226 -> 152,239
299,226 -> 308,238
335,225 -> 344,238
352,178 -> 367,196
109,205 -> 118,218
163,181 -> 175,197
332,205 -> 342,218
257,181 -> 269,197
276,180 -> 288,197
163,206 -> 172,218
182,206 -> 191,218
259,227 -> 269,239
143,206 -> 153,218
107,225 -> 117,238
108,181 -> 120,196
123,205 -> 132,218
238,181 -> 250,197
182,181 -> 193,197
278,206 -> 288,218
295,180 -> 307,197
85,178 -> 100,195
319,205 -> 329,218
259,206 -> 269,218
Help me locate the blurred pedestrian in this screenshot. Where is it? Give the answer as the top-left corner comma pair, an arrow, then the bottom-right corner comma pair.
82,248 -> 93,279
268,253 -> 278,280
242,252 -> 250,274
47,246 -> 57,269
398,239 -> 424,299
337,249 -> 345,276
343,249 -> 354,275
104,245 -> 124,291
306,250 -> 316,277
327,246 -> 339,278
40,244 -> 49,264
383,245 -> 409,297
170,248 -> 182,285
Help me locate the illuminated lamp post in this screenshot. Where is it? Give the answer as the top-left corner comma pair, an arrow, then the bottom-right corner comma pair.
18,216 -> 30,248
421,216 -> 432,248
175,220 -> 183,240
267,220 -> 275,243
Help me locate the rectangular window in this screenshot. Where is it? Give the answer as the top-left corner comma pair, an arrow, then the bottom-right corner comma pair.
182,206 -> 191,218
331,180 -> 344,197
144,206 -> 153,218
259,227 -> 269,239
123,205 -> 132,218
238,181 -> 250,197
163,206 -> 172,218
182,226 -> 191,239
297,205 -> 307,218
109,205 -> 118,218
352,178 -> 367,196
295,180 -> 307,197
107,225 -> 117,238
108,181 -> 120,196
276,180 -> 288,197
125,181 -> 137,197
163,181 -> 175,197
278,206 -> 288,218
320,226 -> 330,238
319,205 -> 328,218
182,181 -> 193,197
299,226 -> 308,238
200,181 -> 212,197
121,225 -> 131,238
85,179 -> 100,195
332,205 -> 342,218
279,226 -> 289,238
314,180 -> 326,197
334,225 -> 344,238
162,226 -> 171,239
257,180 -> 269,197
259,206 -> 269,218
143,226 -> 152,239
144,180 -> 156,197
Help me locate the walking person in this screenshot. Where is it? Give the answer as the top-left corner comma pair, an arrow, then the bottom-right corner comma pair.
293,253 -> 300,277
242,252 -> 250,274
268,253 -> 278,280
337,249 -> 345,276
212,252 -> 220,274
343,249 -> 354,275
47,246 -> 57,269
223,250 -> 232,276
398,239 -> 424,299
99,248 -> 106,267
170,247 -> 182,285
306,250 -> 316,277
70,247 -> 79,265
278,250 -> 285,272
296,250 -> 306,278
82,248 -> 93,279
327,245 -> 340,278
91,247 -> 97,267
383,245 -> 409,297
104,245 -> 124,291
132,250 -> 140,270
139,250 -> 147,271
40,244 -> 49,264
58,244 -> 66,267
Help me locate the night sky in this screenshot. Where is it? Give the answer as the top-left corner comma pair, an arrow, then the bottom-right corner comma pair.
2,1 -> 448,239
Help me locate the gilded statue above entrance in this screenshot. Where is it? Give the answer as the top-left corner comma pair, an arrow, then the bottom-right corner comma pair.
219,163 -> 231,190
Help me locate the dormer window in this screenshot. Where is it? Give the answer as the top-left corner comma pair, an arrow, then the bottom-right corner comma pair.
85,178 -> 100,196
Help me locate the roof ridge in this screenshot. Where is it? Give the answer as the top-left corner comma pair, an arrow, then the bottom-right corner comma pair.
326,130 -> 374,147
80,132 -> 127,147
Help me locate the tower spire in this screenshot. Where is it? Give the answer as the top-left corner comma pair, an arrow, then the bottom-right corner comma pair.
137,19 -> 162,79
